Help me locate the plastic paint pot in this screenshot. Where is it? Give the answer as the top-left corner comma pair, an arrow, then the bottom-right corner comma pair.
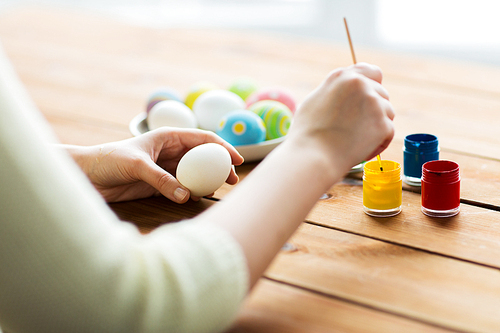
421,160 -> 460,217
403,133 -> 439,186
363,160 -> 402,217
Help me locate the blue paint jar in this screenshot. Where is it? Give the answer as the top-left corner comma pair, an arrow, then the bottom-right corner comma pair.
403,133 -> 439,186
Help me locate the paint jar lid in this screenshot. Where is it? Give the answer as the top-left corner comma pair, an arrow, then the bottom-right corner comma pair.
404,133 -> 439,154
363,160 -> 401,183
422,160 -> 460,184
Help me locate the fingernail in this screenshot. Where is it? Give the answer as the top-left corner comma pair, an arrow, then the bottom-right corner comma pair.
174,187 -> 189,202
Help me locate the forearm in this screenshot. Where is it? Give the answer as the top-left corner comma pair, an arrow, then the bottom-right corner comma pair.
198,137 -> 347,287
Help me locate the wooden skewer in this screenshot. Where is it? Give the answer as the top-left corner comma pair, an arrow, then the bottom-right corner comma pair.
343,17 -> 383,172
344,17 -> 357,64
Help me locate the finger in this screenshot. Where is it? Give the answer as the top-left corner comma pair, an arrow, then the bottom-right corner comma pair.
226,165 -> 239,185
351,62 -> 383,83
384,101 -> 395,121
374,96 -> 395,120
138,158 -> 190,204
367,89 -> 394,119
195,130 -> 245,166
369,81 -> 390,101
156,127 -> 245,166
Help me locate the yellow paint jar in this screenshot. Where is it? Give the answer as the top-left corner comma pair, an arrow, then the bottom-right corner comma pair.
363,160 -> 402,217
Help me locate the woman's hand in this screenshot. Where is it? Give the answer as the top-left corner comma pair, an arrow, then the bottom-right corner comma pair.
288,62 -> 395,179
63,127 -> 244,203
199,63 -> 396,287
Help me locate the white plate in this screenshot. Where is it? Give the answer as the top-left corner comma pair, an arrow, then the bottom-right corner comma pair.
129,112 -> 284,163
129,112 -> 365,171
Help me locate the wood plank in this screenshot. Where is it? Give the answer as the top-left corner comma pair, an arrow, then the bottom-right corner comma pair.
2,8 -> 500,159
266,223 -> 500,333
385,78 -> 500,159
307,182 -> 500,269
45,114 -> 131,145
227,279 -> 453,333
1,39 -> 147,126
4,7 -> 500,96
109,196 -> 215,234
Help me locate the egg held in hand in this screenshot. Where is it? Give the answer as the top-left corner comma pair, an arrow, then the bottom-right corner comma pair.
176,143 -> 232,197
147,100 -> 198,130
217,110 -> 266,146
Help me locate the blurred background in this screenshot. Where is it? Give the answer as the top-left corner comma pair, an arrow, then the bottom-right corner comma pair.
1,0 -> 500,66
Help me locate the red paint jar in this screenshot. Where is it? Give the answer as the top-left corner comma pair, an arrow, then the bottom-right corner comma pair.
421,160 -> 460,217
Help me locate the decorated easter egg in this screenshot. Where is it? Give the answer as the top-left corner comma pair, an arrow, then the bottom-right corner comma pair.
193,90 -> 245,132
146,87 -> 182,113
228,77 -> 258,101
246,88 -> 296,113
248,100 -> 292,140
176,143 -> 232,197
147,100 -> 197,130
185,81 -> 218,109
216,110 -> 266,146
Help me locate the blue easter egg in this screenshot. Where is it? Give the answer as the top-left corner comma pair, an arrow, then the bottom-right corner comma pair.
216,110 -> 266,146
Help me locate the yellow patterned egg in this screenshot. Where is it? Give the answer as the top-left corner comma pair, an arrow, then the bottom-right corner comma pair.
248,100 -> 292,140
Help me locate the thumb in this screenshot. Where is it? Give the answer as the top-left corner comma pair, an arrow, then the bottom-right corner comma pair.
138,160 -> 190,204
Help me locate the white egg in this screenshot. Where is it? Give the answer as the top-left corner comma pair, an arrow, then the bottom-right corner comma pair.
176,143 -> 232,197
147,100 -> 198,130
193,89 -> 245,132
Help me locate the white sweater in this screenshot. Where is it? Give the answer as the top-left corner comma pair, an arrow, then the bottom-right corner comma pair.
0,43 -> 248,333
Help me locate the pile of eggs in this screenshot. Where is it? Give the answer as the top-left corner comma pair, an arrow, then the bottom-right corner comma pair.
146,78 -> 296,146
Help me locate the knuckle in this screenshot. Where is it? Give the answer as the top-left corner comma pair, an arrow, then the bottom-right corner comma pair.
202,129 -> 221,142
325,67 -> 347,84
357,62 -> 383,78
157,173 -> 176,190
342,74 -> 367,92
363,93 -> 381,111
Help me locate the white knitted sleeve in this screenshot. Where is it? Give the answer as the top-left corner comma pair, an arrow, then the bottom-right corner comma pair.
0,43 -> 248,333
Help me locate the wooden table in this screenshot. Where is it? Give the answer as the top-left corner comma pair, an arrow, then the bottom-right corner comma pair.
2,6 -> 500,332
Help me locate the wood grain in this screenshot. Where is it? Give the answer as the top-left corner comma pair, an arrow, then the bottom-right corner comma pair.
2,7 -> 500,159
308,181 -> 500,268
2,7 -> 500,332
227,279 -> 453,333
109,196 -> 215,234
267,223 -> 500,332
